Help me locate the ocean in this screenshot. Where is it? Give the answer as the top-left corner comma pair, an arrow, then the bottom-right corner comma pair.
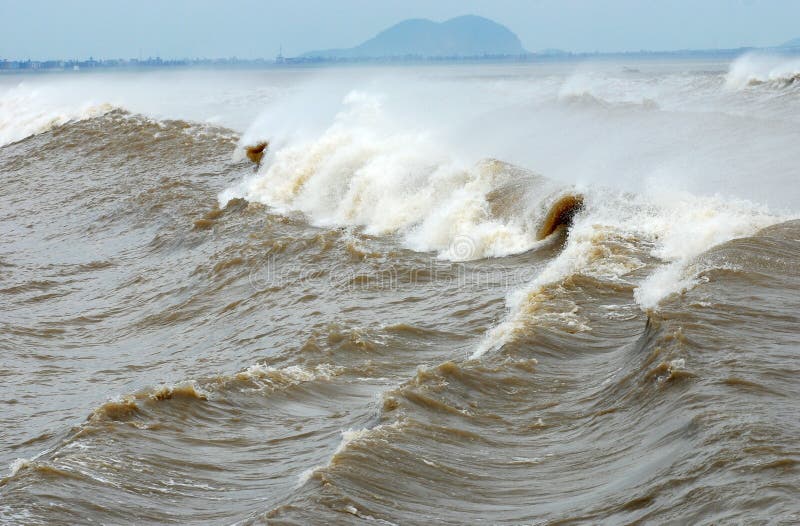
1,57 -> 799,524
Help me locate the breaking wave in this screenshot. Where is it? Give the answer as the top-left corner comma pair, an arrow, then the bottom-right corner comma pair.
221,90 -> 572,261
0,82 -> 114,146
475,190 -> 780,357
221,88 -> 787,357
725,53 -> 800,89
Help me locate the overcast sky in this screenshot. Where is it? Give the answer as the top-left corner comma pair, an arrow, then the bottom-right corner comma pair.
2,0 -> 799,60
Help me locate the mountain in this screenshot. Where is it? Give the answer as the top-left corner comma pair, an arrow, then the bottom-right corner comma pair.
781,37 -> 800,48
303,15 -> 526,59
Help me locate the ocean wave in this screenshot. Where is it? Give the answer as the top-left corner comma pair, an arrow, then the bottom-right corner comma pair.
474,189 -> 781,357
725,54 -> 800,90
0,82 -> 114,147
5,65 -> 800,525
220,91 -> 578,261
234,363 -> 342,388
0,77 -> 247,150
22,92 -> 774,370
219,88 -> 787,361
2,362 -> 342,483
293,421 -> 405,492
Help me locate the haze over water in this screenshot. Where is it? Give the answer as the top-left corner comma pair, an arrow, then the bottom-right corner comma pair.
1,54 -> 800,524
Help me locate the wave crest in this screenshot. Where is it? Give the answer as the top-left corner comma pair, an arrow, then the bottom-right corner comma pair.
725,54 -> 800,90
0,82 -> 114,147
221,91 -> 578,261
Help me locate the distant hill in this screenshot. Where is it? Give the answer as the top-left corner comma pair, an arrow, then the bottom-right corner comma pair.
303,15 -> 526,59
781,37 -> 800,48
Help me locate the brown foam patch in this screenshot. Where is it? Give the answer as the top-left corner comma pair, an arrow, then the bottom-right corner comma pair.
536,193 -> 584,240
149,383 -> 208,401
245,141 -> 269,165
193,218 -> 215,230
89,397 -> 140,422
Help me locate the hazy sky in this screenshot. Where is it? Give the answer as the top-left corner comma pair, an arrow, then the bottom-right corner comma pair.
2,0 -> 799,60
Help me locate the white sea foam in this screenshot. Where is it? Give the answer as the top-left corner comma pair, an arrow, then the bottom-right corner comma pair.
295,429 -> 370,487
333,427 -> 374,455
632,190 -> 777,310
216,75 -> 791,360
0,83 -> 113,146
237,363 -> 341,387
7,457 -> 31,477
296,421 -> 404,488
726,54 -> 800,89
220,90 -> 564,260
0,70 -> 294,147
472,188 -> 782,358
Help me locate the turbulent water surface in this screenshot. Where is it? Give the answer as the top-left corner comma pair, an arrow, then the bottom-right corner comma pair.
1,57 -> 799,524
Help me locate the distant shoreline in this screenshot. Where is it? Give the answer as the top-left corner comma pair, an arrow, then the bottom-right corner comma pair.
2,47 -> 798,74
